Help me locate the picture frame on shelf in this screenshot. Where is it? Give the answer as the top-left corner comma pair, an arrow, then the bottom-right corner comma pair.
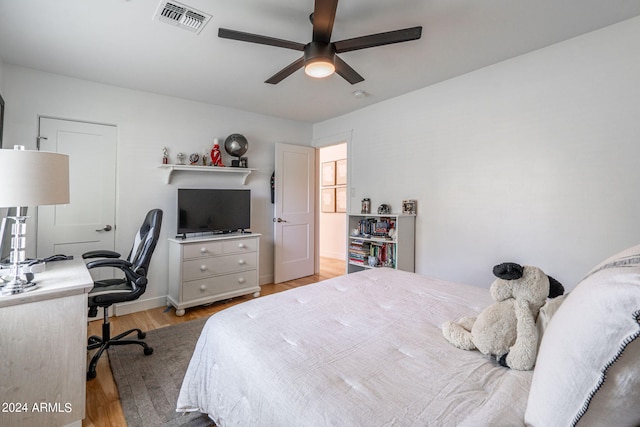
402,199 -> 417,215
321,188 -> 336,212
336,159 -> 347,185
402,199 -> 418,215
321,161 -> 336,186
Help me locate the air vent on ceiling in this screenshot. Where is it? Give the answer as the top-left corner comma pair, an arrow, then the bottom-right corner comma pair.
153,1 -> 211,34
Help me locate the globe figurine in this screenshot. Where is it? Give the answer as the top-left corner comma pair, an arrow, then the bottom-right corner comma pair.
224,134 -> 248,166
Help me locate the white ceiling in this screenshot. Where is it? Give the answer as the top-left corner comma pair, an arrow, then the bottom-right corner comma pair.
1,0 -> 639,123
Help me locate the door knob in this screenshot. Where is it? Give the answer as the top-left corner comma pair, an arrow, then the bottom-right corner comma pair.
273,217 -> 287,223
95,225 -> 113,232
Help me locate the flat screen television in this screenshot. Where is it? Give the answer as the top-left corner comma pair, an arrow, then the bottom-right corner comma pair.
177,188 -> 250,236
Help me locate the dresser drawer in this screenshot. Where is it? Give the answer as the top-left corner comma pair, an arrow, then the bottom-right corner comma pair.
183,241 -> 224,259
182,271 -> 258,301
222,237 -> 258,254
182,252 -> 257,281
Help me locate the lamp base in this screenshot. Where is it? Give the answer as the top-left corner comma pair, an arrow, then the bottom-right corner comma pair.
0,276 -> 37,295
0,212 -> 38,296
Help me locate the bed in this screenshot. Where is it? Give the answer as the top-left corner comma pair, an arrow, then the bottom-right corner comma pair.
177,245 -> 640,427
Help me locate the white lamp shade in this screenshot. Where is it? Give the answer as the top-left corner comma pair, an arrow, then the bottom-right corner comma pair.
0,147 -> 70,207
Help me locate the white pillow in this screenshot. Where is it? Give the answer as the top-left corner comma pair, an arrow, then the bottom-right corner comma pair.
525,244 -> 640,427
535,294 -> 567,348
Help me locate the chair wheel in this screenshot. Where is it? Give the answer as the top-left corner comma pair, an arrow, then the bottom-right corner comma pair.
138,331 -> 146,339
87,370 -> 97,380
144,347 -> 153,356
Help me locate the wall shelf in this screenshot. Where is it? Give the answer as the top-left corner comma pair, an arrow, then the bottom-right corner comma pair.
158,164 -> 257,184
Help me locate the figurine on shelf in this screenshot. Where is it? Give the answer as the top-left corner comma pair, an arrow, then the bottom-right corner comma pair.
210,138 -> 225,167
388,227 -> 397,240
176,152 -> 185,165
361,198 -> 371,214
189,153 -> 200,165
162,147 -> 169,164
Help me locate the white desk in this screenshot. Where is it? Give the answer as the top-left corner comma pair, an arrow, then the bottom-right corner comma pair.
0,259 -> 93,427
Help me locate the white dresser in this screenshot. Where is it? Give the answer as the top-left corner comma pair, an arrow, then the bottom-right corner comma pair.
0,259 -> 93,427
167,233 -> 261,316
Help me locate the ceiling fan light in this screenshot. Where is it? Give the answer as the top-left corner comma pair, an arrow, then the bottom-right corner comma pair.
304,59 -> 335,78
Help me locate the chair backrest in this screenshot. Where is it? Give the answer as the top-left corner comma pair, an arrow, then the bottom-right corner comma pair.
127,209 -> 163,275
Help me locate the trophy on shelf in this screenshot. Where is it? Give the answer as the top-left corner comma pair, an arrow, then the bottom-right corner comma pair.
210,138 -> 224,167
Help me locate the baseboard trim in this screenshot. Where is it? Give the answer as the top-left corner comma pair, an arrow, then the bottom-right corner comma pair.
260,274 -> 273,286
115,296 -> 167,316
320,250 -> 346,260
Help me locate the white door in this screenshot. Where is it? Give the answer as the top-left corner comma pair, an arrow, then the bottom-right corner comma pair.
274,143 -> 315,283
36,118 -> 117,266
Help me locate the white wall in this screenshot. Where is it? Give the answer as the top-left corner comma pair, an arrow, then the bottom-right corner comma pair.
0,55 -> 5,94
2,66 -> 312,312
314,16 -> 640,290
319,143 -> 347,260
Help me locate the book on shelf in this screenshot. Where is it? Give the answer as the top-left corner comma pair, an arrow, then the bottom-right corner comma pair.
349,239 -> 371,265
356,217 -> 396,239
349,239 -> 396,268
368,241 -> 396,268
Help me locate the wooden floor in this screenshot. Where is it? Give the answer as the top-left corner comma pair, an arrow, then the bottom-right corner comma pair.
82,257 -> 345,427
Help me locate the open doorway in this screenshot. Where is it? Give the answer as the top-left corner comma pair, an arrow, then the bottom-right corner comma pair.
318,143 -> 347,274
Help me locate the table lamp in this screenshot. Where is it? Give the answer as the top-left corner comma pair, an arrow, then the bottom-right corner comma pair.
0,145 -> 70,295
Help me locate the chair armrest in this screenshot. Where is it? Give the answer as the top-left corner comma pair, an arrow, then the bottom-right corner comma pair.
82,250 -> 121,259
85,258 -> 133,270
86,258 -> 147,287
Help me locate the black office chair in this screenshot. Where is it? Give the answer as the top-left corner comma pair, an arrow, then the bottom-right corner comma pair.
84,209 -> 162,380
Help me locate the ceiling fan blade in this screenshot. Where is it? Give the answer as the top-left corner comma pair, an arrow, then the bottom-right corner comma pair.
334,55 -> 364,85
312,0 -> 338,43
265,56 -> 306,84
334,26 -> 422,53
219,28 -> 305,51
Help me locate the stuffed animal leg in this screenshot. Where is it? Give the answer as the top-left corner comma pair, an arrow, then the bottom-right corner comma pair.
500,299 -> 539,370
442,316 -> 477,350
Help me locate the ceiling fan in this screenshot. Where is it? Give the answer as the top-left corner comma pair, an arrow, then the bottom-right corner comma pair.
218,0 -> 422,84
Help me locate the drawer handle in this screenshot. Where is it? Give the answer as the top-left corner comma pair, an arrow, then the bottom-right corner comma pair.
200,284 -> 207,291
200,247 -> 208,254
238,259 -> 246,265
238,243 -> 246,248
238,277 -> 245,284
200,265 -> 208,271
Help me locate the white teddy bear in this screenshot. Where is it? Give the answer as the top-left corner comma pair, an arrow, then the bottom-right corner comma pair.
442,262 -> 564,371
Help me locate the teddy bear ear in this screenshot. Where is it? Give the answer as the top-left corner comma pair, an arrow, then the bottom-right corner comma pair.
547,276 -> 565,298
493,262 -> 524,280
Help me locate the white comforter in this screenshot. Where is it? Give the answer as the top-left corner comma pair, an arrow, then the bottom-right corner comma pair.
177,268 -> 532,426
